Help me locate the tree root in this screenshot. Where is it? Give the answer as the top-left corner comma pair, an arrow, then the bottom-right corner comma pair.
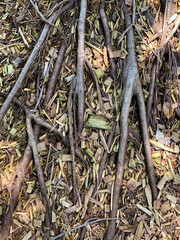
100,0 -> 116,80
26,117 -> 51,238
105,2 -> 158,239
75,0 -> 87,133
0,3 -> 75,239
0,1 -> 74,123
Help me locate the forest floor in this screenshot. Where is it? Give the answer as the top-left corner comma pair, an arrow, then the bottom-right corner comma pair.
0,0 -> 180,239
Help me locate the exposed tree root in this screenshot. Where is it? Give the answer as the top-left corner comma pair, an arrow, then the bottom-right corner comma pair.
75,0 -> 87,133
44,40 -> 67,107
0,144 -> 32,240
1,1 -> 178,239
0,3 -> 75,239
105,2 -> 158,239
67,81 -> 80,204
0,1 -> 74,123
85,56 -> 104,112
146,63 -> 157,126
26,116 -> 51,238
100,0 -> 116,80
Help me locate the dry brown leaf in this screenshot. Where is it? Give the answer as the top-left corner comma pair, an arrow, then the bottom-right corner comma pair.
162,102 -> 177,119
161,201 -> 171,213
92,49 -> 102,59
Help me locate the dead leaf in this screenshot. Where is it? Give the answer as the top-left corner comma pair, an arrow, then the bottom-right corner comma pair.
161,201 -> 171,213
92,49 -> 102,59
162,102 -> 177,119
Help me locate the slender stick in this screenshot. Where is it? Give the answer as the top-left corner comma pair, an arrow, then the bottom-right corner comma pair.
136,82 -> 158,199
67,81 -> 79,204
52,218 -> 121,240
44,40 -> 67,106
26,117 -> 51,236
85,56 -> 104,112
75,0 -> 87,133
146,63 -> 157,126
100,0 -> 116,80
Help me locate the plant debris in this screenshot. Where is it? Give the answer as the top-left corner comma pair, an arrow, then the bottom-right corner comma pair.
0,0 -> 179,239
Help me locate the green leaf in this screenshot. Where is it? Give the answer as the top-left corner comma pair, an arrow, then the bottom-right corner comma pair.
85,115 -> 111,130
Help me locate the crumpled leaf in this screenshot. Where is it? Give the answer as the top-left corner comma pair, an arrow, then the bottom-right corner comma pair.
162,102 -> 177,119
154,128 -> 171,145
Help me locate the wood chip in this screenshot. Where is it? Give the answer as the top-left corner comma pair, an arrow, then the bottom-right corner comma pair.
145,185 -> 152,209
103,102 -> 112,110
127,178 -> 139,191
37,142 -> 46,152
150,139 -> 179,153
136,204 -> 152,216
103,175 -> 114,184
99,130 -> 110,153
134,220 -> 144,240
103,46 -> 108,66
157,171 -> 173,190
22,230 -> 32,240
171,133 -> 180,143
